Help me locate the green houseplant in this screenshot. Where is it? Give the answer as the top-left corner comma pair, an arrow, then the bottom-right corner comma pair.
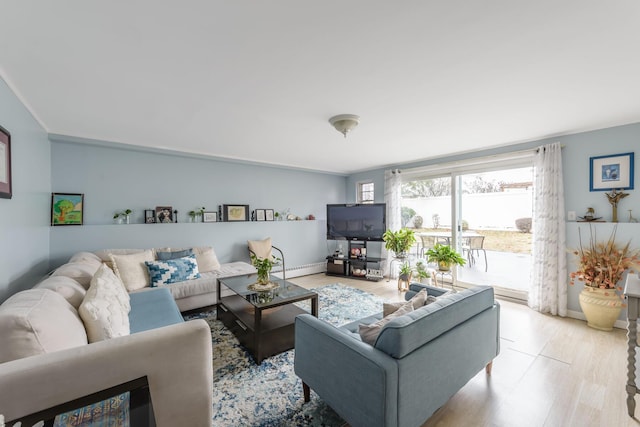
426,243 -> 466,271
250,254 -> 281,285
113,209 -> 133,224
415,261 -> 432,284
398,262 -> 413,281
382,228 -> 416,258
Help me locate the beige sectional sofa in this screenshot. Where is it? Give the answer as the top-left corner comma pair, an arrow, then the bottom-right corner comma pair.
0,246 -> 255,425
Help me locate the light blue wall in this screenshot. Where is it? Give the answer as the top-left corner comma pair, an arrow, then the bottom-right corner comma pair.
49,138 -> 346,268
0,78 -> 51,303
347,123 -> 640,317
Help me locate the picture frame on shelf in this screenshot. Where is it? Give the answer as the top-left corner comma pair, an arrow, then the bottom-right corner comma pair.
0,125 -> 11,199
51,193 -> 84,226
223,204 -> 250,222
203,211 -> 218,223
590,152 -> 634,191
265,209 -> 274,221
145,209 -> 156,223
255,209 -> 266,221
155,206 -> 174,223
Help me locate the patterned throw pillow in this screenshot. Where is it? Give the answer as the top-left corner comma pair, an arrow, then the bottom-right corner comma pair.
145,255 -> 201,287
156,248 -> 194,261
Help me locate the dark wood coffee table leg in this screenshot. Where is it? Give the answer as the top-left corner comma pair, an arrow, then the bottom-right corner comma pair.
254,307 -> 263,364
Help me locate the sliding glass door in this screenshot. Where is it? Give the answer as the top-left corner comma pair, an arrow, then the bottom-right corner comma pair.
401,155 -> 534,300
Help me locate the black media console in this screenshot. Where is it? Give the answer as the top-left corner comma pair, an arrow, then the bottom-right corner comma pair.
326,240 -> 386,282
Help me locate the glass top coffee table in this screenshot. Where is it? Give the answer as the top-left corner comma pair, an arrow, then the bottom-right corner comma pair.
217,274 -> 318,364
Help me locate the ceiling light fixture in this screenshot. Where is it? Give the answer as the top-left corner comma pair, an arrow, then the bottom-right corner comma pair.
329,114 -> 360,138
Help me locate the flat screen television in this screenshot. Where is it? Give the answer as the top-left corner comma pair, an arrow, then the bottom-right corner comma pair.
326,203 -> 386,241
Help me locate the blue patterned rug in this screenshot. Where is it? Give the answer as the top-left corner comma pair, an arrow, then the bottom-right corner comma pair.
184,283 -> 383,427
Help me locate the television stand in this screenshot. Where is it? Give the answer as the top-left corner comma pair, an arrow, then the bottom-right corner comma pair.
326,241 -> 386,281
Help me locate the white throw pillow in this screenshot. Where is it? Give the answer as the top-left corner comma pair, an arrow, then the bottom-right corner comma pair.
34,275 -> 87,309
79,275 -> 131,343
91,263 -> 131,312
0,289 -> 88,362
192,246 -> 221,273
109,250 -> 154,291
358,301 -> 414,346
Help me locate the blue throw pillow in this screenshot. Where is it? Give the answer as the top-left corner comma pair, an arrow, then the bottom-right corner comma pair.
145,255 -> 201,287
156,248 -> 194,261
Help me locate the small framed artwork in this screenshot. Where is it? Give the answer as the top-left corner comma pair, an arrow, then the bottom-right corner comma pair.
144,209 -> 156,223
0,125 -> 11,199
223,204 -> 250,222
265,209 -> 274,221
51,193 -> 84,226
255,209 -> 266,221
203,211 -> 218,223
590,152 -> 634,191
155,206 -> 174,223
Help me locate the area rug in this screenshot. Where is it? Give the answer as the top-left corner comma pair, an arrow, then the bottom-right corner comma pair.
183,283 -> 383,427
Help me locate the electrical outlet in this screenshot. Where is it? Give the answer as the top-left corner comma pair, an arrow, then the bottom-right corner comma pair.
567,211 -> 576,221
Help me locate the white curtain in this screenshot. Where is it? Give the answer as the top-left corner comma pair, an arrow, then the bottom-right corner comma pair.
529,142 -> 567,316
384,169 -> 402,271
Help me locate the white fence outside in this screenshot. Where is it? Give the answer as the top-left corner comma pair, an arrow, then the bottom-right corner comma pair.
403,191 -> 533,230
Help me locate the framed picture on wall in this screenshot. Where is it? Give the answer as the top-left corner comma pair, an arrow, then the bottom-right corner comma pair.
590,152 -> 634,191
203,211 -> 218,222
223,204 -> 250,222
155,206 -> 174,223
255,209 -> 266,221
51,193 -> 84,226
265,209 -> 274,221
0,125 -> 11,199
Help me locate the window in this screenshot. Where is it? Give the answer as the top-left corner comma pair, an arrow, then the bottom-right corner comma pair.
357,181 -> 374,204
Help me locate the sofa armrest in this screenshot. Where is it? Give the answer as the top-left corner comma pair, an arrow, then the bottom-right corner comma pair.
406,282 -> 447,300
0,320 -> 213,427
294,314 -> 398,427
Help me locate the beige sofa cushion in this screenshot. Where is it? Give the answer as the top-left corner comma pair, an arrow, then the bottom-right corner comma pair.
358,301 -> 414,346
69,251 -> 103,269
109,250 -> 154,291
50,262 -> 101,289
34,275 -> 87,309
0,289 -> 88,363
79,269 -> 131,343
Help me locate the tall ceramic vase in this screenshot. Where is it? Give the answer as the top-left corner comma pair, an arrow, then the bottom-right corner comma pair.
578,287 -> 623,331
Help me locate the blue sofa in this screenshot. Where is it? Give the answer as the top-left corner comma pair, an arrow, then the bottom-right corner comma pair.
294,283 -> 500,427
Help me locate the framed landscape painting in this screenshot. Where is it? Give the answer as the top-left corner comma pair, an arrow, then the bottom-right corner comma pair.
51,193 -> 84,226
589,152 -> 634,191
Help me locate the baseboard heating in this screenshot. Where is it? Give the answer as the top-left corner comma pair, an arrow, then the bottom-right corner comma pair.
271,262 -> 326,279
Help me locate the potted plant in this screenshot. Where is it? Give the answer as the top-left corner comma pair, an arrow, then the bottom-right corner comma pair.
113,209 -> 133,224
398,262 -> 413,281
251,254 -> 281,285
426,243 -> 466,271
383,228 -> 417,258
188,207 -> 205,222
415,261 -> 432,285
570,226 -> 639,331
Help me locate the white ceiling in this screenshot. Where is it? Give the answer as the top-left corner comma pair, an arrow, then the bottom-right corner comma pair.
1,1 -> 640,174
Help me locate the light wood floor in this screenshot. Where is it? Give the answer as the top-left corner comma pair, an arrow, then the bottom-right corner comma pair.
289,274 -> 640,427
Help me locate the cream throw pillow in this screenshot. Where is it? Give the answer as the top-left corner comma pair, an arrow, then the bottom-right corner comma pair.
191,246 -> 221,272
383,289 -> 428,316
359,301 -> 414,346
79,272 -> 131,343
109,250 -> 154,291
91,263 -> 131,312
248,238 -> 273,260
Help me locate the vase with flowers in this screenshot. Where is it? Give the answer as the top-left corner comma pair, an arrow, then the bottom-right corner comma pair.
570,225 -> 639,331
